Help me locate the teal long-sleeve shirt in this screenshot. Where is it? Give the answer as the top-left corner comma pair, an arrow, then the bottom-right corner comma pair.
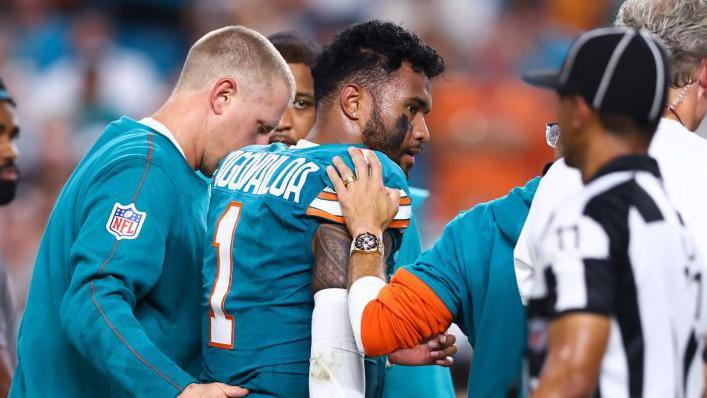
383,188 -> 455,398
361,177 -> 539,397
10,117 -> 208,397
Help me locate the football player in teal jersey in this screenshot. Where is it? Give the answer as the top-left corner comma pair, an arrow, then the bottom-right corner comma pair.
306,22 -> 455,398
203,144 -> 412,397
201,21 -> 455,398
265,28 -> 454,397
10,26 -> 293,398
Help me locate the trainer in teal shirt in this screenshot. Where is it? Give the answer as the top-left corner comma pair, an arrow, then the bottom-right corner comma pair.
11,117 -> 207,397
354,177 -> 540,397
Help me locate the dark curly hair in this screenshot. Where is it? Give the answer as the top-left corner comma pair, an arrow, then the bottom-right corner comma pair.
312,20 -> 445,106
268,31 -> 321,68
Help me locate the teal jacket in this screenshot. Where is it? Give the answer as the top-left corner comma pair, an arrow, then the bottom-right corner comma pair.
405,177 -> 539,397
382,188 -> 455,398
11,117 -> 207,397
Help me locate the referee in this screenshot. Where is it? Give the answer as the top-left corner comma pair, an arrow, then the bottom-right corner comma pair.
523,27 -> 705,397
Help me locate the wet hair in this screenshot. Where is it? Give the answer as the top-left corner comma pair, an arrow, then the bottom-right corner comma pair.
312,20 -> 445,106
268,31 -> 321,68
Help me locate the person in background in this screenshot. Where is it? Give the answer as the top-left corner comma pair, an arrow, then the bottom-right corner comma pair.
0,78 -> 19,398
267,31 -> 321,146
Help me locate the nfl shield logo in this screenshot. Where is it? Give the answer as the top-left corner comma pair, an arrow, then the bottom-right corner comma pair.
106,203 -> 147,240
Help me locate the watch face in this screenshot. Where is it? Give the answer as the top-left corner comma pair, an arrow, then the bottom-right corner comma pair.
356,232 -> 378,251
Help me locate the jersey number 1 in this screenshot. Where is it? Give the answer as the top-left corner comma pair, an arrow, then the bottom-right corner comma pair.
208,202 -> 242,349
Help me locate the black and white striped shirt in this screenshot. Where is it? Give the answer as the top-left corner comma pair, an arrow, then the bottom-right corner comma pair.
526,155 -> 706,397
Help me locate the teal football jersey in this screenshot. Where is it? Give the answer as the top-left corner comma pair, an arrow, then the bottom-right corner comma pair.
201,143 -> 411,390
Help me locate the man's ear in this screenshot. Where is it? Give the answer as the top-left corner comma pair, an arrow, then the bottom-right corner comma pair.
698,58 -> 707,98
573,95 -> 596,130
340,84 -> 362,121
211,78 -> 238,115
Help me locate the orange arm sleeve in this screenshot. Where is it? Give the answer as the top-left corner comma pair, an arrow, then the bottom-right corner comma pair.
361,268 -> 453,356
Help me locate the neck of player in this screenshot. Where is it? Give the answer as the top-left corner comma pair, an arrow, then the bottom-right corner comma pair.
579,132 -> 649,184
307,105 -> 365,145
150,93 -> 203,171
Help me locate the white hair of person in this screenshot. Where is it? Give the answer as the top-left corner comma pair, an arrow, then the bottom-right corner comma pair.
616,0 -> 707,87
175,25 -> 295,101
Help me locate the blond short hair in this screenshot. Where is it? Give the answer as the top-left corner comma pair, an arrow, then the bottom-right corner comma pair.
616,0 -> 707,87
176,26 -> 294,99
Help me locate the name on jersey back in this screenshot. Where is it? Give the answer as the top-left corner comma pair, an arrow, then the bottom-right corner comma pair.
213,150 -> 320,203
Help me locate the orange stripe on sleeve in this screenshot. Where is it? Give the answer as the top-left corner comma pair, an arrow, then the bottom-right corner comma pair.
399,197 -> 412,206
361,268 -> 453,356
317,192 -> 339,201
305,207 -> 345,224
389,219 -> 411,229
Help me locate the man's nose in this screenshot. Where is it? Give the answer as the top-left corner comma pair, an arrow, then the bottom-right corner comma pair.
413,116 -> 431,144
0,137 -> 17,163
275,107 -> 294,132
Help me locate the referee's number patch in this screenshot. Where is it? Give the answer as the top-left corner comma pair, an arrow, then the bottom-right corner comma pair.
106,203 -> 147,240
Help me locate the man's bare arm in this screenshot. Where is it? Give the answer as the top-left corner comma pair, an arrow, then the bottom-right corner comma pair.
311,224 -> 392,293
322,148 -> 456,365
312,224 -> 351,292
310,222 -> 454,368
532,313 -> 610,398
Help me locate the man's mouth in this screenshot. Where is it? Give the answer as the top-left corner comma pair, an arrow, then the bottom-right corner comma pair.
0,164 -> 18,181
269,135 -> 296,146
401,147 -> 422,168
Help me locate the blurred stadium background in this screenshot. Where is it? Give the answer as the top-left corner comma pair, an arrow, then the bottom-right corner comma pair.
0,0 -> 705,395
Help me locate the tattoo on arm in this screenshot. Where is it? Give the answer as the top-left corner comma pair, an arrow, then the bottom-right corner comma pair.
311,224 -> 395,293
312,224 -> 351,293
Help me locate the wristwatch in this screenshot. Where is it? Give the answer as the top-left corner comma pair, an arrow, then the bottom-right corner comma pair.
350,232 -> 384,256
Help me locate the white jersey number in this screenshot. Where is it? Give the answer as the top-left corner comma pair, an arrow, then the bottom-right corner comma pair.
208,202 -> 242,349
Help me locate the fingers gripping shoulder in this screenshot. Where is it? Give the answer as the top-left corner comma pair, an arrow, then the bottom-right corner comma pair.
309,148 -> 411,228
306,187 -> 411,229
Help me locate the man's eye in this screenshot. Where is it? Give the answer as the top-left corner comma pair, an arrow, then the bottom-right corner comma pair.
293,100 -> 311,110
407,104 -> 419,114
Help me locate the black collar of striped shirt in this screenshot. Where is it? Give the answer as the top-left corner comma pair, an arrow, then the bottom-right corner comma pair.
589,155 -> 661,183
